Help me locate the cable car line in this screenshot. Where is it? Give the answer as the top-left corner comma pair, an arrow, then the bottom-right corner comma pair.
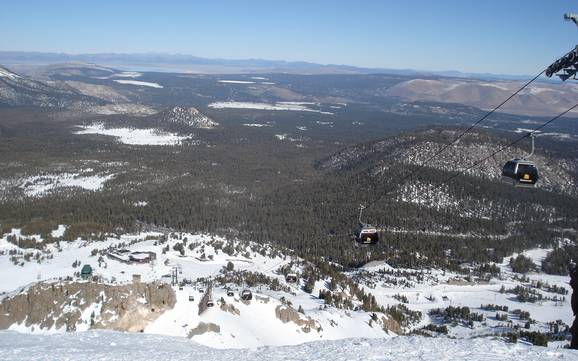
351,101 -> 578,246
412,102 -> 578,203
360,68 -> 548,212
349,46 -> 578,245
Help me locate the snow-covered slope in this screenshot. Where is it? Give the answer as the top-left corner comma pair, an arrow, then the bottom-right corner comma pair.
0,230 -> 395,348
0,228 -> 574,350
0,330 -> 575,361
0,64 -> 102,108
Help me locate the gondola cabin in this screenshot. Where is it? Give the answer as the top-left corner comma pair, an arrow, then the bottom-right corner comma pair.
206,297 -> 214,307
240,289 -> 253,301
501,159 -> 538,187
226,289 -> 235,297
354,223 -> 379,245
285,273 -> 298,283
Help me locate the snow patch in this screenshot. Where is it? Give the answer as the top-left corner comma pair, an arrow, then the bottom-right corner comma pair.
20,172 -> 115,197
50,225 -> 67,238
208,101 -> 333,115
112,72 -> 142,78
217,80 -> 255,84
0,68 -> 20,79
113,80 -> 163,88
243,123 -> 272,127
75,123 -> 190,145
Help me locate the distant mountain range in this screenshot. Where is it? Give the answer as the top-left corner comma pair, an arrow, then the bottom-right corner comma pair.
0,51 -> 535,80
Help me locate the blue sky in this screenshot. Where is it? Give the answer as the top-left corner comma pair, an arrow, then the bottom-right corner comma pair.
1,0 -> 578,74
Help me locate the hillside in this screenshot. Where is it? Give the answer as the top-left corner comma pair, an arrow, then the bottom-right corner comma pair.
0,226 -> 574,350
385,78 -> 578,116
0,65 -> 101,108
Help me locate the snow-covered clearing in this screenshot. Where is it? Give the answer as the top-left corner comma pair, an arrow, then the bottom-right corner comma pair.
113,80 -> 163,88
75,123 -> 190,145
243,123 -> 273,127
217,80 -> 255,84
0,330 -> 574,361
112,72 -> 143,78
208,101 -> 334,115
19,171 -> 115,197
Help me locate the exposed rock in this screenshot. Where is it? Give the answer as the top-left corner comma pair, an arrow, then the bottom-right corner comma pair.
220,302 -> 240,316
188,322 -> 220,337
275,305 -> 320,333
0,281 -> 175,333
382,316 -> 402,335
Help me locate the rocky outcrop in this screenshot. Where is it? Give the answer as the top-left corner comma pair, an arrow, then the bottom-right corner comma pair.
220,302 -> 240,316
0,281 -> 175,332
275,305 -> 320,333
382,316 -> 402,335
163,106 -> 218,129
188,322 -> 220,337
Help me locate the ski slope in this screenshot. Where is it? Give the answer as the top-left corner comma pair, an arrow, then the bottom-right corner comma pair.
0,330 -> 575,361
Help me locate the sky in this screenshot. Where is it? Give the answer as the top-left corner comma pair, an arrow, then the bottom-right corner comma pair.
1,0 -> 578,75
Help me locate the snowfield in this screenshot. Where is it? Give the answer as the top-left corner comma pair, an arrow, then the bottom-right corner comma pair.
217,80 -> 256,84
75,123 -> 191,145
208,101 -> 334,115
112,72 -> 143,78
19,172 -> 115,197
0,330 -> 575,361
113,80 -> 163,88
244,123 -> 273,127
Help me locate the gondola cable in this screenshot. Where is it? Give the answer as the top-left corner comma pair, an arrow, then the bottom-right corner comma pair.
354,101 -> 578,243
367,68 -> 546,207
435,102 -> 578,187
350,46 -> 577,244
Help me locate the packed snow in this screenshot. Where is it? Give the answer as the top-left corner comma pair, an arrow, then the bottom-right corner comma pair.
0,330 -> 575,361
75,123 -> 190,145
208,101 -> 334,115
113,80 -> 163,88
